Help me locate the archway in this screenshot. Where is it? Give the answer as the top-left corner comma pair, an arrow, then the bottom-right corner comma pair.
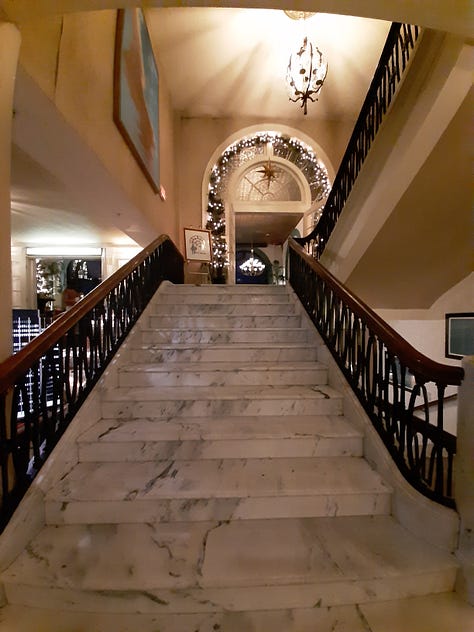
202,128 -> 333,283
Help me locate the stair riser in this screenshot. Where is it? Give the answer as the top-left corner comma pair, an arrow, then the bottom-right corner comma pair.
147,316 -> 302,329
100,397 -> 343,419
152,304 -> 296,316
45,492 -> 391,526
78,437 -> 363,462
140,329 -> 308,344
157,295 -> 291,305
128,347 -> 319,363
4,567 -> 455,614
5,568 -> 453,614
117,368 -> 327,388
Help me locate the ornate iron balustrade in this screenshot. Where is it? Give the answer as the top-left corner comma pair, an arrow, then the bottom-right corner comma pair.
0,235 -> 184,529
298,22 -> 420,258
289,239 -> 463,507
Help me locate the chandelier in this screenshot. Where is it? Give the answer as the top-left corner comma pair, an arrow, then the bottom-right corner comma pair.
239,248 -> 265,277
287,37 -> 328,115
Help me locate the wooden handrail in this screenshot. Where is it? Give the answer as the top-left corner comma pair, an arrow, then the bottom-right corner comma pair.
0,234 -> 184,529
289,238 -> 463,387
289,237 -> 462,506
0,235 -> 181,393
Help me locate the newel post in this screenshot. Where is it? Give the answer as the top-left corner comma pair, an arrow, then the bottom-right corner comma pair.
455,355 -> 474,604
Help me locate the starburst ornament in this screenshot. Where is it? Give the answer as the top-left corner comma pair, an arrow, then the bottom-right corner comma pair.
256,160 -> 281,188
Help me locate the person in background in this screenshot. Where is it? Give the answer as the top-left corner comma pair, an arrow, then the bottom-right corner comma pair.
62,285 -> 81,310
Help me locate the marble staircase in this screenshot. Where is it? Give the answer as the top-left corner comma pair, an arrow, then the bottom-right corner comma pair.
0,284 -> 458,625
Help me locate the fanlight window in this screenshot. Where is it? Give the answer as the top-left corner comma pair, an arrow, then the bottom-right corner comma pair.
236,163 -> 302,202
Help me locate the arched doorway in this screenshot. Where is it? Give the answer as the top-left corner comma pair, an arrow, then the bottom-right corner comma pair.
202,129 -> 332,283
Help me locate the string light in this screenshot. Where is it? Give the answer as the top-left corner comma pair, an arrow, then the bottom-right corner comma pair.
206,131 -> 331,280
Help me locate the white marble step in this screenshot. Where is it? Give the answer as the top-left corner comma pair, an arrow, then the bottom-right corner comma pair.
117,361 -> 327,388
157,292 -> 291,305
77,415 -> 363,461
2,517 -> 457,614
128,342 -> 318,364
140,327 -> 308,344
100,385 -> 343,419
152,302 -> 297,315
162,284 -> 286,294
147,314 -> 302,329
45,456 -> 391,524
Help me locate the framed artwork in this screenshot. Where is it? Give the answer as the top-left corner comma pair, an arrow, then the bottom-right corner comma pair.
445,312 -> 474,359
114,8 -> 160,193
184,228 -> 212,262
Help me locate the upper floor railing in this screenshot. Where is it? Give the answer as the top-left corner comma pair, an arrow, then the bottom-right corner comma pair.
289,238 -> 463,508
0,235 -> 184,529
300,22 -> 420,258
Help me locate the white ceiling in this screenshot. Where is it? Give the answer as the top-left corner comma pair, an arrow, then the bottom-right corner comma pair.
10,8 -> 391,247
147,8 -> 390,120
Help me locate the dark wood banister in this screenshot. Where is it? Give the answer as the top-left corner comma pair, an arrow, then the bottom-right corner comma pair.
0,235 -> 176,392
289,238 -> 464,387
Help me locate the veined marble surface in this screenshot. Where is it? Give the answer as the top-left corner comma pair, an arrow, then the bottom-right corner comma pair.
1,594 -> 471,632
128,342 -> 319,364
0,283 -> 462,622
77,414 -> 363,462
152,302 -> 297,315
1,517 -> 457,614
140,327 -> 308,344
100,384 -> 343,419
45,456 -> 391,524
148,314 -> 302,329
117,361 -> 327,387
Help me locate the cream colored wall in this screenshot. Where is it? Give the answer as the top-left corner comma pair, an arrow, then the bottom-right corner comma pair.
376,273 -> 474,368
18,10 -> 178,245
176,115 -> 353,251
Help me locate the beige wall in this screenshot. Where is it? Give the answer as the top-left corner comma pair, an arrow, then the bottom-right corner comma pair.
176,115 -> 353,251
18,10 -> 178,245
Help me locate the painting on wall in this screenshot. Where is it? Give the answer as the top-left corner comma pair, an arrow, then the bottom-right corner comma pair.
184,228 -> 212,262
114,8 -> 160,192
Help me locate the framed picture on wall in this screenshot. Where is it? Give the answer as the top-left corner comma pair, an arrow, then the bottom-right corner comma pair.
184,228 -> 212,262
445,312 -> 474,359
114,8 -> 160,193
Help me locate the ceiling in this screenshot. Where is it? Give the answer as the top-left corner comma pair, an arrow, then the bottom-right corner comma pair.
10,8 -> 391,248
235,211 -> 304,246
146,9 -> 390,120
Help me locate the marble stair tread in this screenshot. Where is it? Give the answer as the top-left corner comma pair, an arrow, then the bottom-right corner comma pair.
139,328 -> 309,344
1,517 -> 457,613
147,315 -> 302,328
151,303 -> 297,315
79,414 -> 358,443
157,294 -> 291,305
46,457 -> 390,502
102,384 -> 341,402
100,385 -> 343,419
119,361 -> 327,374
117,361 -> 327,387
77,415 -> 363,461
128,342 -> 319,363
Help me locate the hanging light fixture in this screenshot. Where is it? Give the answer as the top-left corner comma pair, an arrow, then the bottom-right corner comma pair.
285,11 -> 328,115
239,247 -> 265,277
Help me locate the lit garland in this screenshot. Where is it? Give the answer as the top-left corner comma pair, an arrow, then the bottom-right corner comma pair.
206,131 -> 331,281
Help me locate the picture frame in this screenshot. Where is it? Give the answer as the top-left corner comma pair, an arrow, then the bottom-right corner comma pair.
184,228 -> 212,262
445,312 -> 474,359
114,8 -> 160,193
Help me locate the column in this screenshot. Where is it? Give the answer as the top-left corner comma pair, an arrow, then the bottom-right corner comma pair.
0,22 -> 21,362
